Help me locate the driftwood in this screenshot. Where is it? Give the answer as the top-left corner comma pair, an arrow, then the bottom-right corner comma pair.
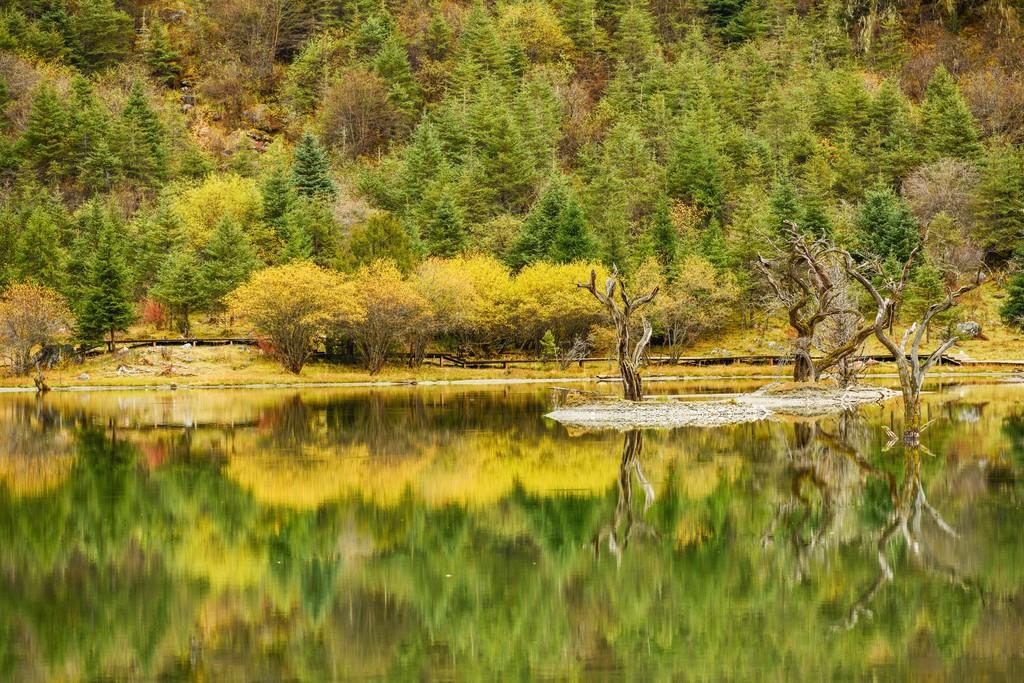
578,265 -> 658,401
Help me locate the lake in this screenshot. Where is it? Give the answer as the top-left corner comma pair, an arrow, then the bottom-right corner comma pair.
1,379 -> 1023,681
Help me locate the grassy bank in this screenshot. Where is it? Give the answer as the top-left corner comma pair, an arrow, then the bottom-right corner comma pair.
3,343 -> 1022,392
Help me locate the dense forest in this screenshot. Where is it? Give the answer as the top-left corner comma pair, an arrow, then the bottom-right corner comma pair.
0,0 -> 1023,370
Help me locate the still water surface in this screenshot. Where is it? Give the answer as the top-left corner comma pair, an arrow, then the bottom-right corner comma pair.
1,379 -> 1024,681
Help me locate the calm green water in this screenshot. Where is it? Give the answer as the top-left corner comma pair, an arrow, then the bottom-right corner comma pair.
1,379 -> 1024,681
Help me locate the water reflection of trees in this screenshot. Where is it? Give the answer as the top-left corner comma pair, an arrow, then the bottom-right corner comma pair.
2,390 -> 1024,679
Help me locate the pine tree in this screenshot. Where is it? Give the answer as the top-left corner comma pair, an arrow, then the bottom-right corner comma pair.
552,201 -> 594,263
856,185 -> 919,263
78,217 -> 136,346
473,105 -> 535,213
20,84 -> 68,184
423,186 -> 466,257
650,198 -> 679,281
291,132 -> 337,200
201,217 -> 260,306
128,202 -> 184,296
920,65 -> 981,160
151,247 -> 207,335
14,207 -> 66,291
119,82 -> 168,185
974,143 -> 1024,260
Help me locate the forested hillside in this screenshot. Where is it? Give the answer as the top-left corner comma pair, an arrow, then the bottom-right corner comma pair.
1,0 -> 1023,368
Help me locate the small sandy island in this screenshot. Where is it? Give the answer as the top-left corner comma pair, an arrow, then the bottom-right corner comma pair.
545,383 -> 900,430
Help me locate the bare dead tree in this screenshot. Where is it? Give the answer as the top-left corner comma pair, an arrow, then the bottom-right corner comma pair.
555,335 -> 592,371
756,222 -> 875,383
843,245 -> 984,444
579,266 -> 658,401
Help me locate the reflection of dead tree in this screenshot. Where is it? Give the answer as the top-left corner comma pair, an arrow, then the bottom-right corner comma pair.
761,421 -> 862,580
591,430 -> 658,564
843,244 -> 984,444
579,267 -> 658,401
835,449 -> 962,631
756,222 -> 874,384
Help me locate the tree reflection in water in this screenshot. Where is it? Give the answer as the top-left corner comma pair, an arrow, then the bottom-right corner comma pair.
591,430 -> 658,564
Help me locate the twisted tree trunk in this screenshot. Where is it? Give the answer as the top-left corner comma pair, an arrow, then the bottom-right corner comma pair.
579,267 -> 658,401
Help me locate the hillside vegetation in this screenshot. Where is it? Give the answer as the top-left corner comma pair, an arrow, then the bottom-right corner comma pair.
1,0 -> 1024,372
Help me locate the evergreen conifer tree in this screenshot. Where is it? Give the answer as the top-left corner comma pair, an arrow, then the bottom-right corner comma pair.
552,201 -> 594,263
974,143 -> 1024,260
119,82 -> 168,185
1001,271 -> 1024,330
20,84 -> 68,184
201,217 -> 260,306
261,164 -> 295,228
508,175 -> 568,268
14,207 -> 66,291
667,116 -> 722,216
140,17 -> 181,86
650,198 -> 679,281
920,65 -> 981,160
768,177 -> 801,233
423,187 -> 466,257
151,247 -> 207,335
78,216 -> 136,346
279,221 -> 315,263
291,132 -> 337,200
855,185 -> 919,263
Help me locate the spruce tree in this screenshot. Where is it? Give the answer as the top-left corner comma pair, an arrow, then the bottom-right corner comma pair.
75,0 -> 132,71
920,65 -> 981,160
423,187 -> 466,257
68,77 -> 120,192
151,247 -> 207,335
1001,271 -> 1024,331
119,82 -> 168,185
650,198 -> 679,282
279,221 -> 314,263
401,120 -> 446,206
768,177 -> 801,233
552,201 -> 594,264
140,18 -> 181,86
508,175 -> 568,269
78,217 -> 136,346
667,116 -> 722,216
974,143 -> 1024,260
20,84 -> 68,184
14,207 -> 66,291
855,185 -> 919,263
291,132 -> 337,200
344,212 -> 418,273
201,217 -> 260,306
281,198 -> 339,266
261,164 -> 294,228
372,37 -> 420,120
